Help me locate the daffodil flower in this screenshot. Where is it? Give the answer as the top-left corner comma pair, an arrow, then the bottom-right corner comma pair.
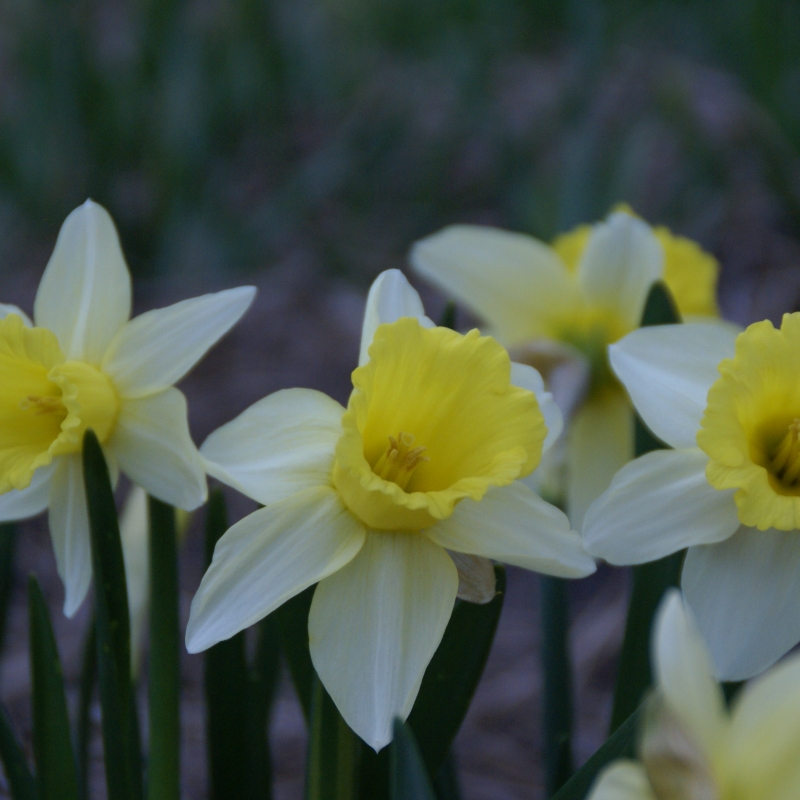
0,200 -> 255,616
187,269 -> 595,750
587,589 -> 800,800
410,209 -> 719,525
581,314 -> 800,680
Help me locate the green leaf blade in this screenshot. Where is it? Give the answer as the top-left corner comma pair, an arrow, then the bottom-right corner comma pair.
390,720 -> 435,800
0,705 -> 37,800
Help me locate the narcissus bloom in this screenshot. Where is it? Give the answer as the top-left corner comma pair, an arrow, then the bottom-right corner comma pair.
0,200 -> 255,616
583,314 -> 800,680
411,210 -> 719,525
588,590 -> 800,800
187,269 -> 595,749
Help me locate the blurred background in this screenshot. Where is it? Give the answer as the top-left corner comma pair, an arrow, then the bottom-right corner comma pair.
1,0 -> 800,797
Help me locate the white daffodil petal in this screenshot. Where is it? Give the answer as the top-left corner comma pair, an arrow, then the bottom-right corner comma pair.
102,286 -> 256,398
119,486 -> 150,676
410,224 -> 579,344
587,762 -> 657,800
359,270 -> 433,366
109,388 -> 206,511
0,462 -> 55,521
566,391 -> 632,531
577,212 -> 663,329
201,388 -> 344,506
186,486 -> 365,653
449,551 -> 497,604
34,200 -> 131,363
653,590 -> 726,759
583,449 -> 739,565
610,323 -> 739,449
726,653 -> 800,799
683,526 -> 800,681
49,455 -> 92,618
510,361 -> 563,452
0,305 -> 32,326
427,482 -> 596,578
309,531 -> 458,751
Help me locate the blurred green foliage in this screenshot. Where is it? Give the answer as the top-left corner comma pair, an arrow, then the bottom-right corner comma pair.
0,0 -> 799,279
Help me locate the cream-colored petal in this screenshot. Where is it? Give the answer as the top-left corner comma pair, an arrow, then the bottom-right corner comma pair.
610,323 -> 739,449
427,482 -> 595,578
583,449 -> 739,565
109,388 -> 206,511
586,762 -> 657,800
119,486 -> 149,677
566,391 -> 632,530
577,212 -> 663,329
48,455 -> 92,617
0,462 -> 55,521
726,653 -> 800,800
683,526 -> 800,681
186,486 -> 365,653
448,551 -> 497,604
34,200 -> 131,363
410,224 -> 579,344
359,270 -> 434,367
200,388 -> 343,506
652,590 -> 726,760
308,531 -> 458,750
510,361 -> 563,453
102,286 -> 256,398
0,305 -> 32,326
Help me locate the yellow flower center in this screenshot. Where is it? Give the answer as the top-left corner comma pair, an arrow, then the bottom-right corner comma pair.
333,317 -> 546,530
698,313 -> 800,530
0,314 -> 120,493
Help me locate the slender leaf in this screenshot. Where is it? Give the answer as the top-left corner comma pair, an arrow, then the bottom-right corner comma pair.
609,282 -> 683,733
432,753 -> 460,800
390,720 -> 435,800
407,565 -> 506,776
28,576 -> 80,800
273,584 -> 316,721
245,616 -> 281,800
541,575 -> 573,796
76,616 -> 97,800
203,490 -> 250,799
438,302 -> 457,331
83,430 -> 142,800
0,524 -> 17,659
0,705 -> 37,800
551,709 -> 640,800
147,498 -> 180,800
305,677 -> 359,800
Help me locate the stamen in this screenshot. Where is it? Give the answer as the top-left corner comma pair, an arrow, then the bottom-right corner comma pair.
373,431 -> 430,490
770,419 -> 800,486
20,395 -> 64,416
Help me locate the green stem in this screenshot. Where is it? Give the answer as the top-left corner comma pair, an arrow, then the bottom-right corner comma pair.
541,575 -> 573,798
147,498 -> 180,800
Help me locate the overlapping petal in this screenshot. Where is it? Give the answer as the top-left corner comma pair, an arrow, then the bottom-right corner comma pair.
427,481 -> 595,577
609,323 -> 739,449
577,212 -> 662,330
186,485 -> 366,653
682,526 -> 800,680
583,449 -> 739,565
108,388 -> 206,511
34,200 -> 131,364
308,530 -> 458,750
410,224 -> 580,344
0,305 -> 32,326
510,361 -> 563,452
0,462 -> 55,521
588,762 -> 656,800
201,388 -> 344,506
102,286 -> 256,398
48,454 -> 92,617
359,269 -> 433,366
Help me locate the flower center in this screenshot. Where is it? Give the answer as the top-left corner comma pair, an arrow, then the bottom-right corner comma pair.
372,432 -> 430,490
20,395 -> 66,416
769,419 -> 800,488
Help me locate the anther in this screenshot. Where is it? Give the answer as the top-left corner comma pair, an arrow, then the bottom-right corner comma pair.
20,395 -> 64,416
373,431 -> 430,490
771,419 -> 800,486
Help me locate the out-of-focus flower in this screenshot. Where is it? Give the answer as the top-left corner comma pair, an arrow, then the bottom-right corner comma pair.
0,200 -> 255,616
582,314 -> 800,680
587,589 -> 800,800
187,269 -> 595,750
410,209 -> 719,526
